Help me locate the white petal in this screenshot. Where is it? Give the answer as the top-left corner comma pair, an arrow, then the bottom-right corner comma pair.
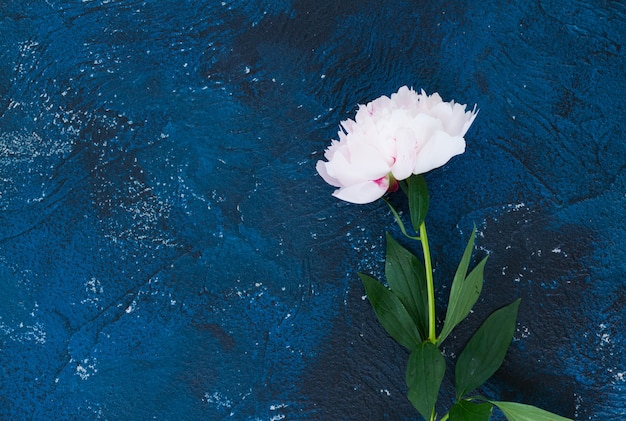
333,180 -> 388,204
462,106 -> 479,136
323,139 -> 343,160
323,150 -> 363,186
323,143 -> 389,186
390,86 -> 416,109
413,131 -> 466,174
391,128 -> 417,181
429,102 -> 470,136
316,160 -> 342,187
348,141 -> 392,179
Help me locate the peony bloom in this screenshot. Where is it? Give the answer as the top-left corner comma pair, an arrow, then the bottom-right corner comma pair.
316,86 -> 478,204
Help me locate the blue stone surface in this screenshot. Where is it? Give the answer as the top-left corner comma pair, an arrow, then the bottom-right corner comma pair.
0,1 -> 624,419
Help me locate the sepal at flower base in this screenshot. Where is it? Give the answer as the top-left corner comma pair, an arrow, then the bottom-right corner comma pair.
358,273 -> 422,349
406,341 -> 446,421
455,299 -> 521,399
407,174 -> 429,232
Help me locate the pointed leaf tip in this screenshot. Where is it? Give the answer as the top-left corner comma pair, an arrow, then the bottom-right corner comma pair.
491,401 -> 574,421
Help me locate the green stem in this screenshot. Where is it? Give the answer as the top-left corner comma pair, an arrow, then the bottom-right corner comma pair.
419,221 -> 436,343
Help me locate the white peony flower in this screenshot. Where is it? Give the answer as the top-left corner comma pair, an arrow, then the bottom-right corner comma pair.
316,86 -> 478,204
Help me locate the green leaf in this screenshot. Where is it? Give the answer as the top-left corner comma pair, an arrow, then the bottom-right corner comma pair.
407,174 -> 429,233
358,273 -> 422,349
491,401 -> 573,421
385,233 -> 429,338
438,228 -> 480,344
455,299 -> 521,399
439,227 -> 486,344
406,341 -> 446,420
448,400 -> 494,421
384,199 -> 419,240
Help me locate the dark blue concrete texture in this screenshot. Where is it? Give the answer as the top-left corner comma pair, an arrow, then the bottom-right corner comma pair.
1,1 -> 624,420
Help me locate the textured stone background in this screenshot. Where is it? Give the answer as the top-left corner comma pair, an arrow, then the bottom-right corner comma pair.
1,1 -> 624,419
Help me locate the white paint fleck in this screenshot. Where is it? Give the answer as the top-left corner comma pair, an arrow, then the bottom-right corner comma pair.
75,358 -> 97,380
203,391 -> 233,409
0,306 -> 46,345
600,333 -> 611,345
516,325 -> 530,339
125,301 -> 136,313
